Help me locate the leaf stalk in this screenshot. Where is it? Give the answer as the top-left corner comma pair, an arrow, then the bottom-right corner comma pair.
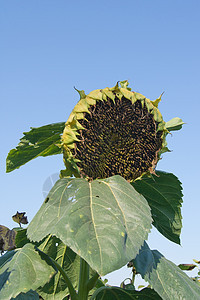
87,272 -> 100,292
51,258 -> 78,300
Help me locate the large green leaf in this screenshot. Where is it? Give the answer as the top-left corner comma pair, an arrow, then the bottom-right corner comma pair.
38,237 -> 104,299
0,243 -> 57,299
15,229 -> 79,299
27,175 -> 152,276
6,122 -> 65,172
131,171 -> 183,244
133,242 -> 200,300
15,229 -> 103,299
91,286 -> 162,299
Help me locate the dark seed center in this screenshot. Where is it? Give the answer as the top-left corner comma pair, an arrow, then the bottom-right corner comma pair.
72,96 -> 163,180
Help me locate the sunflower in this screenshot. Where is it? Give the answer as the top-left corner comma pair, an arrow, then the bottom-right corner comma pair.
61,81 -> 167,181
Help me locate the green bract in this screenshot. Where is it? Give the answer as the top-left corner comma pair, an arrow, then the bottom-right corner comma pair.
62,81 -> 168,181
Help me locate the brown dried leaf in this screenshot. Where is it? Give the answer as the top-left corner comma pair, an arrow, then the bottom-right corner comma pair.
12,211 -> 28,226
0,225 -> 16,253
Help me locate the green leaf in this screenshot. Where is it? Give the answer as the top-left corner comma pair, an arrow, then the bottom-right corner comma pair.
0,243 -> 57,299
91,286 -> 162,299
36,235 -> 80,300
27,175 -> 152,276
14,230 -> 103,299
15,228 -> 30,248
6,122 -> 65,172
133,242 -> 200,300
165,117 -> 184,131
12,290 -> 40,299
132,171 -> 183,244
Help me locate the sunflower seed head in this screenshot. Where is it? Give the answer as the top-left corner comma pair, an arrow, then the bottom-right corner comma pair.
62,82 -> 168,181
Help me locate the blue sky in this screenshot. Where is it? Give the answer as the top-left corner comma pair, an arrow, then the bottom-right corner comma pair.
1,0 -> 200,286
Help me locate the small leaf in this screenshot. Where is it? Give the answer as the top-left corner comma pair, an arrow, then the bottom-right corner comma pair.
132,171 -> 183,244
14,230 -> 102,299
165,117 -> 184,131
0,243 -> 57,299
133,242 -> 200,300
27,175 -> 152,276
6,122 -> 65,172
0,225 -> 16,253
15,231 -> 103,299
178,264 -> 197,271
12,212 -> 28,226
91,286 -> 162,299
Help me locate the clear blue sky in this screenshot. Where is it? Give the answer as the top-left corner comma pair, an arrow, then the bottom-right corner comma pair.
1,0 -> 200,286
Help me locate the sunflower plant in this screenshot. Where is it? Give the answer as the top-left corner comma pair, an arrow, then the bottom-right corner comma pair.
1,81 -> 199,299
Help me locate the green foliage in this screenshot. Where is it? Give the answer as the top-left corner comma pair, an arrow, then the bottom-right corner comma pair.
37,235 -> 80,300
15,230 -> 80,299
6,122 -> 65,172
2,86 -> 198,299
132,171 -> 183,244
15,228 -> 30,248
27,175 -> 152,276
133,242 -> 200,299
0,243 -> 57,299
91,287 -> 162,299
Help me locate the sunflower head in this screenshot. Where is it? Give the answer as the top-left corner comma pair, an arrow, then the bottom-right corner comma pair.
61,81 -> 167,181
